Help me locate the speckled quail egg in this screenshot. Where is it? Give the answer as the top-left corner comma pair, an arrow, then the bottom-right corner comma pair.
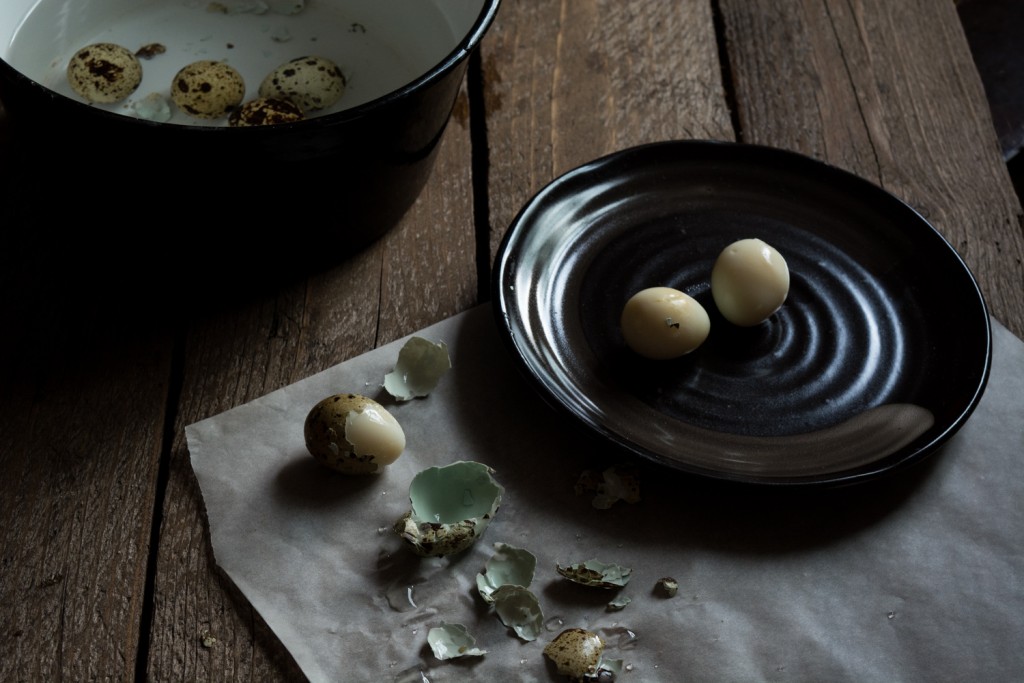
66,43 -> 143,103
229,97 -> 305,126
259,56 -> 345,112
394,461 -> 504,557
711,238 -> 790,326
543,628 -> 606,681
171,60 -> 246,119
621,286 -> 711,359
303,393 -> 405,474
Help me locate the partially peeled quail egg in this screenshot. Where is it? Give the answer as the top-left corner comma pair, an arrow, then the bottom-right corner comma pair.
303,394 -> 405,474
394,461 -> 503,556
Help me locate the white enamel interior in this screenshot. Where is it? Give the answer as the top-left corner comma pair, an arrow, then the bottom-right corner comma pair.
0,0 -> 485,126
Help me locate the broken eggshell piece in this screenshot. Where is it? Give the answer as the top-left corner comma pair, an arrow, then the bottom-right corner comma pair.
556,559 -> 632,589
476,542 -> 538,603
543,628 -> 606,681
426,622 -> 487,660
394,461 -> 504,557
384,336 -> 452,401
492,585 -> 544,641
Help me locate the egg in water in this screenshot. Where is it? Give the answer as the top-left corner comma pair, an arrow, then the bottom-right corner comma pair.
620,286 -> 711,359
711,238 -> 790,326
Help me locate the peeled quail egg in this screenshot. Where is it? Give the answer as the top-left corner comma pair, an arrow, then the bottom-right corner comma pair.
171,60 -> 246,119
543,628 -> 606,680
426,622 -> 487,660
711,238 -> 790,326
259,56 -> 345,112
66,43 -> 142,103
303,393 -> 405,474
229,97 -> 304,126
394,461 -> 504,557
620,286 -> 710,359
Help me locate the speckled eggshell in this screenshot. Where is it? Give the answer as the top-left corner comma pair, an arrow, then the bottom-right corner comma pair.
393,512 -> 480,557
66,43 -> 142,103
303,393 -> 404,475
229,97 -> 305,127
259,56 -> 346,112
543,628 -> 605,680
171,60 -> 246,119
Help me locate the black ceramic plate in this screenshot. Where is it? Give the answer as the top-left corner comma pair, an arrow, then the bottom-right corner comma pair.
493,141 -> 991,486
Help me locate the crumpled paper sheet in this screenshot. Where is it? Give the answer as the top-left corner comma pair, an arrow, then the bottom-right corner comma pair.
187,305 -> 1024,682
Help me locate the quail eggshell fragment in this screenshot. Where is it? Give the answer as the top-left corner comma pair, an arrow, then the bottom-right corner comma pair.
711,237 -> 791,326
476,542 -> 537,603
656,576 -> 680,597
620,286 -> 711,359
66,43 -> 143,103
171,60 -> 246,119
394,461 -> 504,557
574,466 -> 641,510
492,585 -> 544,641
426,622 -> 486,660
543,628 -> 605,681
556,559 -> 632,589
229,97 -> 305,126
384,336 -> 452,401
303,393 -> 405,474
259,56 -> 346,112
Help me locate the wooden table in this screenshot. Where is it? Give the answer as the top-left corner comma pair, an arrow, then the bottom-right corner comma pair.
2,1 -> 1022,680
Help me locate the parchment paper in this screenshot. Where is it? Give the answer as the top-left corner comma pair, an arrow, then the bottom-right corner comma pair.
187,305 -> 1024,682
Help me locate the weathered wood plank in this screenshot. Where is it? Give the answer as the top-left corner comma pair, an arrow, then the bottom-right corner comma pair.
718,0 -> 1024,336
481,0 -> 734,258
143,91 -> 478,681
0,259 -> 173,680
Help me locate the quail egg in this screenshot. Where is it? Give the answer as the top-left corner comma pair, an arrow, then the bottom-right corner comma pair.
229,97 -> 305,126
303,393 -> 405,474
543,628 -> 606,681
66,43 -> 143,103
259,56 -> 346,112
394,461 -> 503,557
620,286 -> 711,359
711,238 -> 790,326
426,622 -> 487,660
171,60 -> 246,119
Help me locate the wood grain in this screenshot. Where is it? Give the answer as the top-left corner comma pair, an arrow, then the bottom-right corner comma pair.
481,0 -> 734,259
718,0 -> 1024,336
0,262 -> 173,680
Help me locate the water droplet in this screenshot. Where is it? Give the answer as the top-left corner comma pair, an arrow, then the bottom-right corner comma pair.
887,611 -> 896,620
625,663 -> 634,672
545,616 -> 565,631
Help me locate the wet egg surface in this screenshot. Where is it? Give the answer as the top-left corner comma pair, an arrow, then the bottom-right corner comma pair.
303,393 -> 405,474
711,238 -> 790,326
620,286 -> 711,359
